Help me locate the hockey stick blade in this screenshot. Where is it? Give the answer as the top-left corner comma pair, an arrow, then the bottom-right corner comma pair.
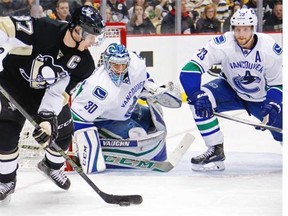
213,112 -> 282,134
104,133 -> 194,172
0,84 -> 143,205
50,142 -> 143,205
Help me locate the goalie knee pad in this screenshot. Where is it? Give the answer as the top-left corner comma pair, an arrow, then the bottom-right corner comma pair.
74,127 -> 106,173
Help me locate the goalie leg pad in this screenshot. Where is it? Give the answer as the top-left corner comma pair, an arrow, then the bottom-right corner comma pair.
146,99 -> 166,132
74,127 -> 106,173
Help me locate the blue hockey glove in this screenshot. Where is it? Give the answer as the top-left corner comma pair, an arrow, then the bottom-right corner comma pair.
188,90 -> 213,118
256,87 -> 282,131
260,101 -> 281,128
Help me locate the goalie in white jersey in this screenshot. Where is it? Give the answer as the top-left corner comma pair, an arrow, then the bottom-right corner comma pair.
71,43 -> 182,173
179,8 -> 282,171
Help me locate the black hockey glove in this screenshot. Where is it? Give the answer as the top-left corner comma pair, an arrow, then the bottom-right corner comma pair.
32,111 -> 58,148
188,90 -> 213,118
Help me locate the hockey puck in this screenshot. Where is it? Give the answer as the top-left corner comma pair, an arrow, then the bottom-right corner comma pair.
119,202 -> 131,206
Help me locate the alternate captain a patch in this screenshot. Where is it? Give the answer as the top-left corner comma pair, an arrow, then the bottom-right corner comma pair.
93,86 -> 107,100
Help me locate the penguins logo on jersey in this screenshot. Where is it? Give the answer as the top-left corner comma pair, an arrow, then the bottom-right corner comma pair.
20,55 -> 69,89
233,70 -> 260,93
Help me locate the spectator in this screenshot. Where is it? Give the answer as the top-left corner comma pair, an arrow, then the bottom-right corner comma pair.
145,0 -> 170,29
242,0 -> 271,19
83,0 -> 93,6
128,0 -> 149,18
128,4 -> 156,34
107,0 -> 130,23
222,0 -> 241,32
106,6 -> 113,22
68,0 -> 82,14
147,0 -> 170,19
263,1 -> 282,32
196,3 -> 221,33
211,0 -> 229,21
184,1 -> 200,23
40,0 -> 56,11
55,0 -> 71,22
193,0 -> 212,15
0,0 -> 23,16
161,0 -> 196,34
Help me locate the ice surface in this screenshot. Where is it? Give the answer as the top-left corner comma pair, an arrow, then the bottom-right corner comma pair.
0,105 -> 283,216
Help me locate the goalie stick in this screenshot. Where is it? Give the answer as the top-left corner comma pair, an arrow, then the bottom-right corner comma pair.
213,112 -> 282,134
0,84 -> 142,206
20,133 -> 195,172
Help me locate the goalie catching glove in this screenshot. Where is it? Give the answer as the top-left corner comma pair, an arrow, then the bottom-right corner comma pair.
33,111 -> 58,148
141,80 -> 182,108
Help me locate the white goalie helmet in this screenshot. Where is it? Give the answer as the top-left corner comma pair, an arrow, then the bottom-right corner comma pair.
230,8 -> 258,31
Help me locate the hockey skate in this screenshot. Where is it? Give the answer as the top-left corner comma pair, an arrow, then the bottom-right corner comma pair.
37,159 -> 71,190
0,178 -> 16,205
191,144 -> 225,171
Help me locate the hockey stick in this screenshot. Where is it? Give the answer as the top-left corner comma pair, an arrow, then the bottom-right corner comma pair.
103,133 -> 194,172
0,85 -> 142,206
20,133 -> 195,172
213,112 -> 282,134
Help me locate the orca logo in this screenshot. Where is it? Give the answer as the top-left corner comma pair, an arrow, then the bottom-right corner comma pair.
233,70 -> 260,93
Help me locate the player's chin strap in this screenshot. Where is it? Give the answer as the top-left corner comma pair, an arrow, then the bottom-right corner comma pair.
69,28 -> 83,49
0,84 -> 143,206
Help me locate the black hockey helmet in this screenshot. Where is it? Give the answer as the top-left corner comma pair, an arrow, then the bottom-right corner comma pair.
69,5 -> 105,35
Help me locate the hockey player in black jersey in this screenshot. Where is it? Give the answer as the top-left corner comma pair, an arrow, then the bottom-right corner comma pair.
0,5 -> 105,203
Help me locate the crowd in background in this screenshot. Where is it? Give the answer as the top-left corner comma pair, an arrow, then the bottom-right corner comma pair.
0,0 -> 283,34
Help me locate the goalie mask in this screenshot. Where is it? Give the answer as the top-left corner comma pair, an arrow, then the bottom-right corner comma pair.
104,43 -> 130,87
69,6 -> 105,45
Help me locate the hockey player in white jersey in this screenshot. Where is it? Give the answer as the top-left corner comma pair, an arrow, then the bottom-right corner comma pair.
71,43 -> 182,173
179,8 -> 282,171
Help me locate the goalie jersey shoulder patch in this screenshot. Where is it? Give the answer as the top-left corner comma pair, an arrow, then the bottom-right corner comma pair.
93,86 -> 107,100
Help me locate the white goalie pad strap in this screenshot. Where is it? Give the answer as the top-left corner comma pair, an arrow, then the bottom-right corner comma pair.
74,127 -> 106,173
128,127 -> 147,139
